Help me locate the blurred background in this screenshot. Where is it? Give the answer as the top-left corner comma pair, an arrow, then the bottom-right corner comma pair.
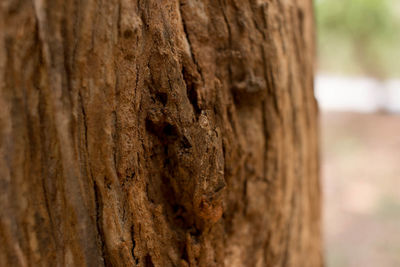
314,0 -> 400,266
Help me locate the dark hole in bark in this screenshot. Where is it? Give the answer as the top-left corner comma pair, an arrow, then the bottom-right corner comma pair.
123,29 -> 133,39
155,92 -> 168,106
164,124 -> 178,137
187,85 -> 201,114
145,254 -> 154,267
181,136 -> 192,149
181,66 -> 201,114
126,171 -> 135,182
124,54 -> 134,61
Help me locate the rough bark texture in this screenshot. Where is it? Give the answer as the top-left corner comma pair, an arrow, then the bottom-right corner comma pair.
0,0 -> 321,266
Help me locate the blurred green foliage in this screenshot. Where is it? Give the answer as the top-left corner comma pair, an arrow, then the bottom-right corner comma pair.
316,0 -> 400,78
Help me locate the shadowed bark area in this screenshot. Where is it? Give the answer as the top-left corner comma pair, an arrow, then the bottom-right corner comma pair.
0,0 -> 321,266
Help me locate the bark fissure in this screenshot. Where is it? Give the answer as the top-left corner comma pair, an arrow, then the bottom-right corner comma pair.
93,181 -> 108,266
178,2 -> 204,84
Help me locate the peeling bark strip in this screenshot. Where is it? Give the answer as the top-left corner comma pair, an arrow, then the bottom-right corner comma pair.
0,0 -> 321,266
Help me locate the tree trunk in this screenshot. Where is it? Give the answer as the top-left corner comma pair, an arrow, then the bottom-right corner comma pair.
0,0 -> 321,266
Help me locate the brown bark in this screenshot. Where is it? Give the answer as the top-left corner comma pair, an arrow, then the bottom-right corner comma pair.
0,0 -> 321,266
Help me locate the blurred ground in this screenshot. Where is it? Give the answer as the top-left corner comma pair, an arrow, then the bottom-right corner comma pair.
322,111 -> 400,267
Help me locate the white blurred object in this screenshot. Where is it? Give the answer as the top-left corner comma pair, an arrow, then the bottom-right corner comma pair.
315,74 -> 400,113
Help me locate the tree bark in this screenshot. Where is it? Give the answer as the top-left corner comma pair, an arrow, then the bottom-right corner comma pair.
0,0 -> 321,266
